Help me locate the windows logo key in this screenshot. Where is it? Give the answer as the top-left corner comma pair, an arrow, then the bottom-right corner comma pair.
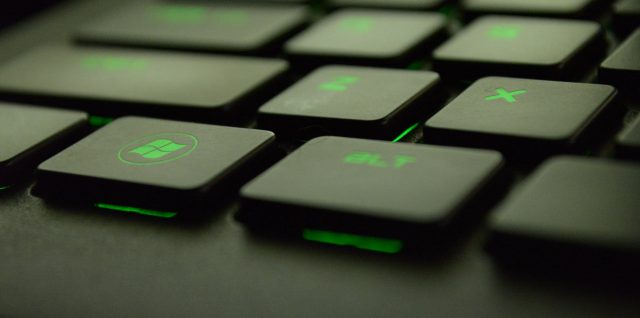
118,133 -> 198,165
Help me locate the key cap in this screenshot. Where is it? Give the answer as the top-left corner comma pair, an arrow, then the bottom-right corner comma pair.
461,0 -> 608,20
328,0 -> 445,10
432,16 -> 605,80
76,2 -> 308,54
616,115 -> 640,159
238,136 -> 504,250
258,65 -> 441,140
0,102 -> 87,186
613,0 -> 640,35
487,157 -> 640,271
423,77 -> 617,157
32,117 -> 276,216
284,9 -> 447,68
0,45 -> 288,122
599,28 -> 640,97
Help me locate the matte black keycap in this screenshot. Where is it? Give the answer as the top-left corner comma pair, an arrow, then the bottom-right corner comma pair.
424,77 -> 617,156
599,27 -> 640,96
0,102 -> 87,186
284,9 -> 447,67
613,0 -> 640,35
432,16 -> 605,80
328,0 -> 445,10
461,0 -> 608,20
616,115 -> 640,159
238,136 -> 504,250
32,117 -> 276,216
0,45 -> 288,122
258,65 -> 441,140
487,157 -> 640,270
76,2 -> 308,54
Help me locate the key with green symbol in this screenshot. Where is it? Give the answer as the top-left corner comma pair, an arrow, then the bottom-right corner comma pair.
76,2 -> 307,54
258,65 -> 441,140
285,9 -> 446,67
433,16 -> 605,80
424,77 -> 618,157
237,136 -> 505,251
0,45 -> 288,123
32,117 -> 277,216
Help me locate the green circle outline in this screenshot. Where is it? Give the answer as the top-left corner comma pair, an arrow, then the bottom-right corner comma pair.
117,132 -> 198,166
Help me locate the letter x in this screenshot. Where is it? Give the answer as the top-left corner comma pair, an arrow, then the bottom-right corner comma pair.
485,88 -> 527,103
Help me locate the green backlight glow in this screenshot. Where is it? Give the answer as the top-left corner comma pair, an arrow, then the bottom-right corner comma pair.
485,88 -> 527,103
343,152 -> 416,169
95,203 -> 177,218
117,133 -> 198,166
392,122 -> 419,142
407,61 -> 426,70
488,25 -> 520,39
319,76 -> 360,92
341,17 -> 374,32
303,229 -> 403,254
151,5 -> 206,24
0,185 -> 11,191
89,116 -> 114,127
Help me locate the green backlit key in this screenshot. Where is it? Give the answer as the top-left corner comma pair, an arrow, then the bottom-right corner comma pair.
32,117 -> 276,216
461,0 -> 608,20
258,65 -> 441,140
0,102 -> 87,186
424,77 -> 617,157
328,0 -> 445,10
238,136 -> 504,251
76,2 -> 308,54
487,157 -> 640,271
432,16 -> 605,80
284,9 -> 446,67
0,45 -> 288,122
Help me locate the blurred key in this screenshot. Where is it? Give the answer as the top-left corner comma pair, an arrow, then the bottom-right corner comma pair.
615,115 -> 640,159
0,45 -> 288,122
599,28 -> 640,97
461,0 -> 609,20
285,9 -> 447,67
613,0 -> 640,35
32,117 -> 276,216
424,77 -> 617,157
432,16 -> 605,80
0,102 -> 87,186
328,0 -> 445,10
258,65 -> 441,140
76,2 -> 308,54
487,157 -> 640,271
238,136 -> 504,250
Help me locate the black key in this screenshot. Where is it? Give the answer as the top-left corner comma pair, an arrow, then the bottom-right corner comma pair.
461,0 -> 609,20
238,136 -> 504,251
613,0 -> 640,35
0,102 -> 87,186
599,28 -> 640,96
328,0 -> 445,10
284,9 -> 447,67
424,77 -> 617,156
615,115 -> 640,159
432,16 -> 605,80
258,65 -> 441,140
32,117 -> 276,216
487,157 -> 640,271
76,2 -> 308,54
0,45 -> 288,122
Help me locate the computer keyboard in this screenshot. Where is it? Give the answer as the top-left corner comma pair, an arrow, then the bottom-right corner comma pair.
1,0 -> 639,317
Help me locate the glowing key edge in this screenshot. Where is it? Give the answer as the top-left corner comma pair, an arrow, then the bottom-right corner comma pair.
392,122 -> 420,143
95,203 -> 177,218
302,229 -> 404,254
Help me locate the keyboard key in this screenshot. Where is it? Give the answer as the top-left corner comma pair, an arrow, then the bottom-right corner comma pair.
461,0 -> 608,20
599,28 -> 640,97
487,157 -> 640,270
32,117 -> 276,216
616,115 -> 640,159
76,2 -> 308,54
432,16 -> 605,80
0,45 -> 288,123
258,65 -> 441,140
0,102 -> 87,186
284,9 -> 447,67
328,0 -> 445,10
613,0 -> 640,35
424,77 -> 617,156
238,136 -> 504,250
